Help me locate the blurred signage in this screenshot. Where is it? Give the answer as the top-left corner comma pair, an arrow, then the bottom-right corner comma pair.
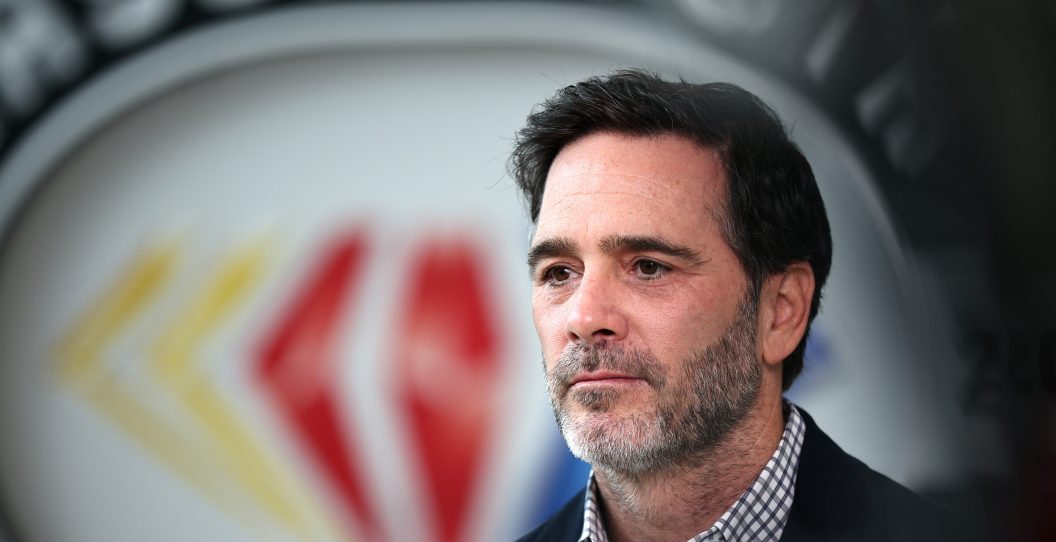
54,230 -> 511,540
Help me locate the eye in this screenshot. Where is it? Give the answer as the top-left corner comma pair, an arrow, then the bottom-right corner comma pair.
633,259 -> 669,279
542,265 -> 574,285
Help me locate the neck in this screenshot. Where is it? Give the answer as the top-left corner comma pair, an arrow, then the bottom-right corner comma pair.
594,392 -> 786,542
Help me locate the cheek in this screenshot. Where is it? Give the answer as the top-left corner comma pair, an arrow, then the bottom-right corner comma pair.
636,308 -> 698,359
531,295 -> 566,356
632,285 -> 734,358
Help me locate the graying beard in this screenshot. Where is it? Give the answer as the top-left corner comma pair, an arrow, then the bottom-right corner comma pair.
547,293 -> 761,475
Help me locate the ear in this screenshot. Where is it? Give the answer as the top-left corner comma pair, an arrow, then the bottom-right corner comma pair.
758,262 -> 815,367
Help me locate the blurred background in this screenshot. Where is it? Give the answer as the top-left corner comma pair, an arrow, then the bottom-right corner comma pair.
0,0 -> 1052,540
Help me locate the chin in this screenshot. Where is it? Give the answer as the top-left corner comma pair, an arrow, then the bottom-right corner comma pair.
559,406 -> 678,475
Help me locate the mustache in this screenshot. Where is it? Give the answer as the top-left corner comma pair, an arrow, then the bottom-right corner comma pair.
547,343 -> 667,392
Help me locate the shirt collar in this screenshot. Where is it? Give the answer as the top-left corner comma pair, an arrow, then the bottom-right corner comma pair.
578,401 -> 806,542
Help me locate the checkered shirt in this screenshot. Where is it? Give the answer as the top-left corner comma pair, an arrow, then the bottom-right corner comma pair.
578,402 -> 806,542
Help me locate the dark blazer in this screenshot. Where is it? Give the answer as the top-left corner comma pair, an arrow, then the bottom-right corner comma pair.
517,409 -> 951,541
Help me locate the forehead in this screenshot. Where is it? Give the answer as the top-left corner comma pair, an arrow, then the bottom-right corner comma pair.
535,132 -> 727,243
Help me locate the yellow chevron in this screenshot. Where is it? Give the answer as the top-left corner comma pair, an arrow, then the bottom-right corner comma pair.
54,242 -> 340,540
55,245 -> 177,385
150,242 -> 337,540
54,245 -> 246,511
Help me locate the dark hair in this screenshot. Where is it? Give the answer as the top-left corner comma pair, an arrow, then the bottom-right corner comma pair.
508,69 -> 832,391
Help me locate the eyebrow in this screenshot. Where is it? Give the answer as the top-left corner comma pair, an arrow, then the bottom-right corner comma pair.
527,236 -> 579,275
599,234 -> 705,265
527,234 -> 705,274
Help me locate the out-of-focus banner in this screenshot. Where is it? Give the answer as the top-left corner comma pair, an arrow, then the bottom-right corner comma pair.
0,1 -> 1051,541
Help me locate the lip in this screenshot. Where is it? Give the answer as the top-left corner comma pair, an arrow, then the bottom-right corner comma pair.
569,371 -> 645,387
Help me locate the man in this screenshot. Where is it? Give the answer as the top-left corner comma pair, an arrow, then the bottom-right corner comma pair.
511,70 -> 946,541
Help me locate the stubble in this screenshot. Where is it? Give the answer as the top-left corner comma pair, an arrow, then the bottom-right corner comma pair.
545,294 -> 762,475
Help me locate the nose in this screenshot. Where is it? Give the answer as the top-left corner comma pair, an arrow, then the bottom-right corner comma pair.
565,272 -> 628,345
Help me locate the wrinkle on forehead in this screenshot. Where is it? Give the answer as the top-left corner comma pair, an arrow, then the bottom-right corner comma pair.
538,180 -> 724,239
546,172 -> 692,197
544,188 -> 687,213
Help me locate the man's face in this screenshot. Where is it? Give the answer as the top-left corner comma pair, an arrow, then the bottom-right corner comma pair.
528,132 -> 762,474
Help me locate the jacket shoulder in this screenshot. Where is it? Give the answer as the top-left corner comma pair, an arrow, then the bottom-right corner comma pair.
784,409 -> 956,542
515,488 -> 586,542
